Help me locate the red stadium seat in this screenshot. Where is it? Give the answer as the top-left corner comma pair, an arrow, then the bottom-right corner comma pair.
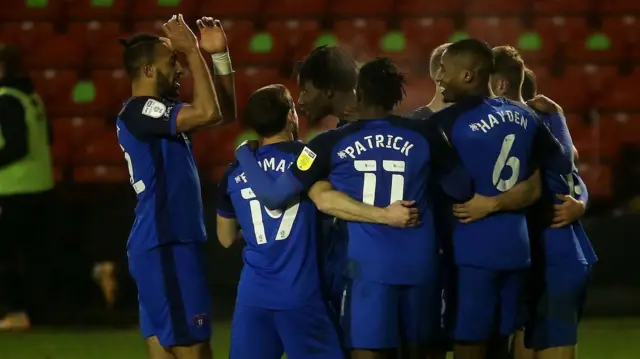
612,114 -> 640,144
0,0 -> 63,22
531,16 -> 588,62
328,0 -> 393,16
52,117 -> 107,151
397,76 -> 435,114
396,0 -> 462,14
601,16 -> 639,61
529,65 -> 589,111
401,17 -> 454,53
466,17 -> 523,47
31,70 -> 78,116
200,0 -> 262,17
65,0 -> 128,21
260,20 -> 320,63
131,0 -> 199,21
67,21 -> 123,51
25,33 -> 87,70
193,123 -> 242,167
89,39 -> 125,69
88,70 -> 130,113
571,118 -> 620,159
577,162 -> 612,199
599,0 -> 640,12
234,67 -> 281,110
1,22 -> 55,58
265,0 -> 326,17
130,21 -> 165,34
582,64 -> 618,98
51,133 -> 71,166
73,130 -> 122,165
72,165 -> 129,183
532,0 -> 593,13
333,19 -> 387,63
595,68 -> 640,111
217,20 -> 255,63
466,0 -> 526,14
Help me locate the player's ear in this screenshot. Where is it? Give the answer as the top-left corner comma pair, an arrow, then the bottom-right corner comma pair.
288,108 -> 299,124
142,64 -> 155,79
462,69 -> 474,84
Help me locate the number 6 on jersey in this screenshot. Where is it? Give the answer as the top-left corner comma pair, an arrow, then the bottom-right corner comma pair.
493,134 -> 520,192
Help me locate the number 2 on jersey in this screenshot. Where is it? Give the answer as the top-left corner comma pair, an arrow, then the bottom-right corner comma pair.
116,125 -> 146,194
241,188 -> 300,245
492,134 -> 520,192
354,160 -> 405,205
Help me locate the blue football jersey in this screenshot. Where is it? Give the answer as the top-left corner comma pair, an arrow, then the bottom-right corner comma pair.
406,106 -> 455,252
435,97 -> 567,270
216,141 -> 323,309
116,96 -> 206,254
285,116 -> 462,285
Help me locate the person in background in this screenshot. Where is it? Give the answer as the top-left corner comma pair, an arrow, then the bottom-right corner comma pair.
0,44 -> 55,330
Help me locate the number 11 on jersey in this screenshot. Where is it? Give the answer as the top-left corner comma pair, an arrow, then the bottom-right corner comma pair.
355,159 -> 406,205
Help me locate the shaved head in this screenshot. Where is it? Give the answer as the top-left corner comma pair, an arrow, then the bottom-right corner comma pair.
430,43 -> 450,80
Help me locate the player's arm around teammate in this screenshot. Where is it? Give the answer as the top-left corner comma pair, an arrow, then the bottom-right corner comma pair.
308,180 -> 420,227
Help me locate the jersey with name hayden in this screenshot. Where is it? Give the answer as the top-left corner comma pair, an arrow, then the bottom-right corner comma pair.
116,96 -> 205,254
286,116 -> 465,285
434,96 -> 570,270
217,141 -> 324,309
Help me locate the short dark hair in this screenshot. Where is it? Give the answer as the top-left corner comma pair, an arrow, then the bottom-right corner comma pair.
492,45 -> 525,94
119,33 -> 162,78
297,46 -> 358,92
521,67 -> 537,101
357,57 -> 407,111
429,43 -> 450,79
244,84 -> 294,138
445,38 -> 495,81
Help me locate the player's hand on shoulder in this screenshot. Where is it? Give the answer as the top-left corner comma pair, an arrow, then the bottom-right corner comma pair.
526,94 -> 563,114
162,14 -> 199,54
452,193 -> 498,223
384,200 -> 420,228
197,17 -> 228,54
551,194 -> 586,228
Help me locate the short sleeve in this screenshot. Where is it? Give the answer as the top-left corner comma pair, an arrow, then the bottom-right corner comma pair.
216,165 -> 236,218
120,97 -> 183,137
287,131 -> 336,190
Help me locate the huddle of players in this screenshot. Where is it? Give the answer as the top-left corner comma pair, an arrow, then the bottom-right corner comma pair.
221,40 -> 596,359
114,13 -> 595,359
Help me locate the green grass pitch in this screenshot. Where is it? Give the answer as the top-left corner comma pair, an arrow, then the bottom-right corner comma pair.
0,318 -> 638,359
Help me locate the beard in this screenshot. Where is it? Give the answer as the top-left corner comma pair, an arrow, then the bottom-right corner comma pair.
157,72 -> 178,100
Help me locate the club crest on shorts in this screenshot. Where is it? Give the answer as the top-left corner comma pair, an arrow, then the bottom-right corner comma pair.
296,146 -> 316,171
193,313 -> 208,327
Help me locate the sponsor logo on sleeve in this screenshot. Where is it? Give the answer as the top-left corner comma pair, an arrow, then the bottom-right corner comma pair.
141,99 -> 166,118
296,146 -> 317,171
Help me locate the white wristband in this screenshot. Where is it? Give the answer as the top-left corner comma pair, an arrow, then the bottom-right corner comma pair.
211,52 -> 233,75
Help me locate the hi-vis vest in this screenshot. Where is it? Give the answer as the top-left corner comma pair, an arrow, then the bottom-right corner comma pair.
0,87 -> 53,195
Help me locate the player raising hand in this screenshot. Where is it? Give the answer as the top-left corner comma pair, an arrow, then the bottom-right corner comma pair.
117,13 -> 236,359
